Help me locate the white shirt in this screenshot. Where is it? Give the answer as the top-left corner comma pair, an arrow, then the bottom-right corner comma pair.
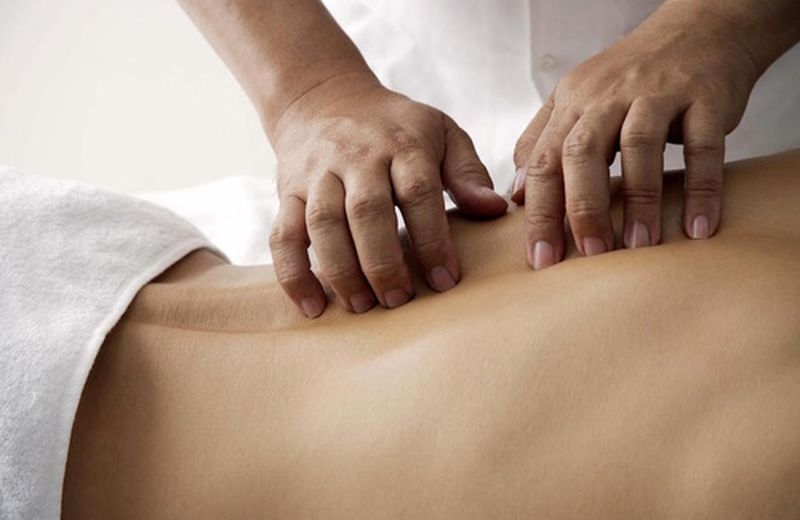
323,0 -> 800,192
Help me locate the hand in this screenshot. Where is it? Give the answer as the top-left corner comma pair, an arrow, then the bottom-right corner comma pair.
511,1 -> 761,269
269,73 -> 507,317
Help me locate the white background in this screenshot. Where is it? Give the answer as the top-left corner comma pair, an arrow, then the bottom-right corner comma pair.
0,0 -> 277,193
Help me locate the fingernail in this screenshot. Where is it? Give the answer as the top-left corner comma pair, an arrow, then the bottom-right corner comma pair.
529,240 -> 555,270
349,292 -> 375,313
690,215 -> 709,240
629,221 -> 651,249
512,167 -> 525,194
429,265 -> 456,292
583,236 -> 607,256
383,288 -> 411,309
300,297 -> 324,318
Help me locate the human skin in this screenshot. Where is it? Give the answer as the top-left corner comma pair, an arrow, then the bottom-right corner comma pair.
63,151 -> 800,518
512,0 -> 800,268
178,0 -> 508,318
180,0 -> 800,319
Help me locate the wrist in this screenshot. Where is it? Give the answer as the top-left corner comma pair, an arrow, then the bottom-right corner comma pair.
264,68 -> 382,146
663,0 -> 800,75
257,61 -> 379,142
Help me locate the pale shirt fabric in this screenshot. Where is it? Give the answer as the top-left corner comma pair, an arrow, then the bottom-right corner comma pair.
141,0 -> 800,267
322,0 -> 800,193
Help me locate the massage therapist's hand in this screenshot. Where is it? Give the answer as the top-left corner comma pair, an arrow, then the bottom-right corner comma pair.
270,73 -> 507,317
178,0 -> 507,318
511,0 -> 800,269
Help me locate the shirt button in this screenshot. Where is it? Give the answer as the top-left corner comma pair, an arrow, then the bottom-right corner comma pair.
537,53 -> 558,71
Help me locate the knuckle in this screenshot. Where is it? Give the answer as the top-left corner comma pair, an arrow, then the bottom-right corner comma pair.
622,185 -> 661,207
683,139 -> 723,159
411,234 -> 449,260
389,131 -> 423,155
525,210 -> 562,229
361,258 -> 403,283
347,191 -> 391,220
556,74 -> 578,95
524,159 -> 560,187
622,64 -> 648,84
269,222 -> 304,250
620,128 -> 661,151
273,265 -> 308,292
566,198 -> 607,222
395,175 -> 441,206
454,161 -> 490,184
686,175 -> 723,198
341,141 -> 372,161
527,149 -> 560,174
563,129 -> 601,162
322,263 -> 361,287
305,202 -> 341,230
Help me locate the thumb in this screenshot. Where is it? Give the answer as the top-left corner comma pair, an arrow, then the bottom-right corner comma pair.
441,116 -> 508,218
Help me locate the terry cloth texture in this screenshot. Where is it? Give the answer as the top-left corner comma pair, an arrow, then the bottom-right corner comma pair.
0,167 -> 220,519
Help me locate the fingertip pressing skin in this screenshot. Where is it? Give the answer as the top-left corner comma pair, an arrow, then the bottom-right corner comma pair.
557,107 -> 618,257
300,296 -> 326,319
527,240 -> 556,270
442,117 -> 509,219
507,0 -> 800,266
182,0 -> 800,315
518,117 -> 574,270
627,221 -> 651,249
512,93 -> 556,202
349,291 -> 377,314
269,194 -> 329,318
690,214 -> 710,240
305,172 -> 377,314
343,169 -> 415,310
619,98 -> 674,249
390,149 -> 461,293
681,104 -> 725,240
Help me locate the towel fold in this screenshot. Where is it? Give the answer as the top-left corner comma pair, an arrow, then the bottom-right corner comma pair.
0,167 -> 218,519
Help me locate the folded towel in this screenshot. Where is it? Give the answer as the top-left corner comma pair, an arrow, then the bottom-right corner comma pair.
138,174 -> 279,265
0,167 -> 219,519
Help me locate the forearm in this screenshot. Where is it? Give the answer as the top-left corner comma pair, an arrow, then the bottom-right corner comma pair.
178,0 -> 377,139
665,0 -> 800,75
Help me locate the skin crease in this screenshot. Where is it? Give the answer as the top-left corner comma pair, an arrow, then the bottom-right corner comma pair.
178,0 -> 508,319
178,0 -> 800,319
63,151 -> 800,519
511,0 -> 800,267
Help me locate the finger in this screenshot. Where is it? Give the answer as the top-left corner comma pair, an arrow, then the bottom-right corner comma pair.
682,103 -> 725,240
512,92 -> 555,197
306,172 -> 376,313
619,97 -> 674,248
562,104 -> 627,256
269,194 -> 327,318
520,110 -> 578,269
441,116 -> 508,218
343,166 -> 414,309
391,148 -> 460,292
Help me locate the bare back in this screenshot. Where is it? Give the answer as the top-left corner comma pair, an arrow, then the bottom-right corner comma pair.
64,151 -> 800,519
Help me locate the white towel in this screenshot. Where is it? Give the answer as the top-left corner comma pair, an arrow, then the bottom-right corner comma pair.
0,167 -> 219,519
138,174 -> 279,265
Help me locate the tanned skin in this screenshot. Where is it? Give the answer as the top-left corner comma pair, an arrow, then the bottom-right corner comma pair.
64,151 -> 800,519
